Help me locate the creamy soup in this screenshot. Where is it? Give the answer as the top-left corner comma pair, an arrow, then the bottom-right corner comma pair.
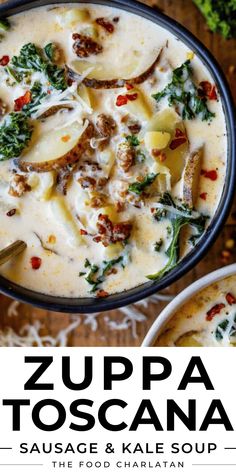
155,275 -> 236,347
0,4 -> 227,298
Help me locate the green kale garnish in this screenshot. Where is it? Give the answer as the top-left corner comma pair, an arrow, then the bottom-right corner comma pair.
193,0 -> 236,39
5,66 -> 23,84
44,43 -> 56,62
152,60 -> 215,122
128,173 -> 158,195
22,82 -> 47,117
154,239 -> 163,252
84,258 -> 91,268
82,256 -> 124,293
11,43 -> 67,91
0,112 -> 33,161
126,135 -> 140,147
0,18 -> 10,31
215,319 -> 229,341
147,192 -> 208,280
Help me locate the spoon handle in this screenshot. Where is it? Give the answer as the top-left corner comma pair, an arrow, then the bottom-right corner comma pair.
0,240 -> 27,266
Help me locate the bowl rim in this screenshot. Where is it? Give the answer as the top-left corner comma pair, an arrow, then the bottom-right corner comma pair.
142,263 -> 236,346
0,0 -> 235,314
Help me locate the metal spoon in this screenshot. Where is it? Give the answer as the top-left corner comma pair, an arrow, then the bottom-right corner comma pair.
0,240 -> 27,266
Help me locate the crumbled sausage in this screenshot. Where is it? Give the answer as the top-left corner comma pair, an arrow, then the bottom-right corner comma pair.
93,213 -> 132,246
127,121 -> 141,135
90,194 -> 106,209
77,161 -> 108,190
6,208 -> 17,217
95,18 -> 114,34
117,142 -> 135,172
72,33 -> 103,58
8,174 -> 31,198
96,114 -> 117,138
78,176 -> 97,189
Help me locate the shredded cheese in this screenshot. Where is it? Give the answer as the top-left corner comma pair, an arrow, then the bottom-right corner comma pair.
3,291 -> 175,345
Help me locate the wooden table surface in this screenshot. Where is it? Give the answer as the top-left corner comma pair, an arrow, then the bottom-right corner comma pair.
0,0 -> 235,346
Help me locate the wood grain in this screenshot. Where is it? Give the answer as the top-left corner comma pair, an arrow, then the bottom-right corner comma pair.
0,0 -> 235,346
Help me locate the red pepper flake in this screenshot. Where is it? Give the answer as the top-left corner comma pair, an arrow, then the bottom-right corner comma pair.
199,81 -> 217,100
116,95 -> 128,107
30,257 -> 42,270
116,92 -> 138,107
96,17 -> 114,34
200,192 -> 208,200
175,128 -> 185,138
206,303 -> 225,321
126,83 -> 134,91
127,92 -> 138,101
14,90 -> 32,112
61,135 -> 70,143
6,208 -> 16,217
169,128 -> 187,150
0,55 -> 10,66
80,229 -> 88,235
97,289 -> 109,298
226,293 -> 236,305
201,169 -> 218,181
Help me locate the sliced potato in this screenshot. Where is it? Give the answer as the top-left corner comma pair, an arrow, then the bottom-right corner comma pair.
146,108 -> 180,134
51,196 -> 85,247
124,90 -> 153,121
145,109 -> 188,183
183,149 -> 203,208
144,131 -> 171,151
57,8 -> 90,27
78,84 -> 92,108
32,172 -> 56,201
175,331 -> 203,347
19,122 -> 91,173
72,59 -> 140,81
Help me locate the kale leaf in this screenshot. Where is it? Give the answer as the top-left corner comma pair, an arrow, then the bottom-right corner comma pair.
193,0 -> 236,39
147,192 -> 208,280
126,135 -> 140,147
0,18 -> 10,31
152,60 -> 215,122
128,173 -> 158,195
44,43 -> 56,62
82,256 -> 124,293
11,43 -> 67,91
22,82 -> 47,117
0,112 -> 33,161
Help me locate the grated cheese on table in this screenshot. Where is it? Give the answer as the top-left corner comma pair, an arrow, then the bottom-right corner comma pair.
2,292 -> 174,346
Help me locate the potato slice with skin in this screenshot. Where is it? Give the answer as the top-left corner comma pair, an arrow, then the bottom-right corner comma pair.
183,149 -> 203,208
19,121 -> 93,173
72,59 -> 139,81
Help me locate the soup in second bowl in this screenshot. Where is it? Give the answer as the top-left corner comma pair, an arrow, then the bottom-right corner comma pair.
155,275 -> 236,347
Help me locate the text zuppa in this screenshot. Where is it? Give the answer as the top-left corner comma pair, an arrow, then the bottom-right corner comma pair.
1,355 -> 234,432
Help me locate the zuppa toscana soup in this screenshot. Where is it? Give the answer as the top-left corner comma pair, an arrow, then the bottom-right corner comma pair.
0,4 -> 227,298
155,275 -> 236,347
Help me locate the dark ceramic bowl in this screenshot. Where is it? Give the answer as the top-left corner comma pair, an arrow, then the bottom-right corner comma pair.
0,0 -> 235,313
